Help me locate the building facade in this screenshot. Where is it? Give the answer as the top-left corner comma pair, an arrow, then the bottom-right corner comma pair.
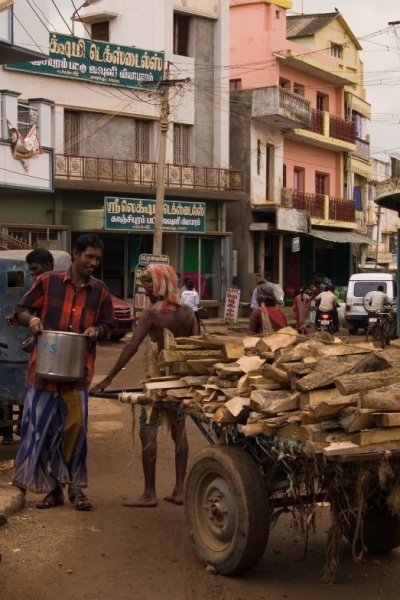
228,0 -> 373,302
0,0 -> 244,305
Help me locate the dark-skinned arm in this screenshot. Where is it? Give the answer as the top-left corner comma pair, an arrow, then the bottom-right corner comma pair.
89,311 -> 152,394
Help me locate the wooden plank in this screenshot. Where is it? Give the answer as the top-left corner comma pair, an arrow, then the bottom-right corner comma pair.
260,364 -> 290,384
253,395 -> 299,416
351,426 -> 400,446
165,387 -> 192,399
224,396 -> 251,417
361,383 -> 400,410
235,355 -> 266,373
144,379 -> 187,390
338,407 -> 375,433
158,348 -> 222,366
323,439 -> 400,457
372,412 -> 400,427
294,356 -> 363,392
308,393 -> 358,418
334,369 -> 400,396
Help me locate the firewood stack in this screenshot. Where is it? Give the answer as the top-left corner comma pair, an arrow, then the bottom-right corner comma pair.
120,326 -> 400,458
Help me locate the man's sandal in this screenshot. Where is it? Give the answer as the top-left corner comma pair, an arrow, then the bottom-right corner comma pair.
68,489 -> 92,511
36,487 -> 64,509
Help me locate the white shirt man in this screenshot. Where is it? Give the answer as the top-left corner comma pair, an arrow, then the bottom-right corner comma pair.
369,286 -> 390,311
315,289 -> 338,312
181,287 -> 199,312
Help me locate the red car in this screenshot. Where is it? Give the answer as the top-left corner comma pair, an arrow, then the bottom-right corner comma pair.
110,295 -> 134,340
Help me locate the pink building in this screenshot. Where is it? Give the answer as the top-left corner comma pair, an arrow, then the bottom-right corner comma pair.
228,0 -> 372,301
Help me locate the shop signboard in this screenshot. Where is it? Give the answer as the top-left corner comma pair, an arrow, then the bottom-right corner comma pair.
105,197 -> 205,233
292,237 -> 300,252
6,33 -> 164,89
224,287 -> 241,323
133,254 -> 170,321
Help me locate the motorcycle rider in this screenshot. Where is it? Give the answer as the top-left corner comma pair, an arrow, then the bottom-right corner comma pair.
315,284 -> 339,332
369,285 -> 390,311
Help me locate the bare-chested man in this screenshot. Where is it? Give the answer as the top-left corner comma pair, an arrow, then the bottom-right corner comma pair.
90,263 -> 199,507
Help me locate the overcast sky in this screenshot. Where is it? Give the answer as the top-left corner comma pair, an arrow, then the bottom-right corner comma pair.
289,0 -> 400,163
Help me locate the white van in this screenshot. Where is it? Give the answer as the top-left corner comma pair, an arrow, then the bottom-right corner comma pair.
345,272 -> 397,334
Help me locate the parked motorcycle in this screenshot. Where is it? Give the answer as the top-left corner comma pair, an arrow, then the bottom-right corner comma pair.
315,309 -> 335,334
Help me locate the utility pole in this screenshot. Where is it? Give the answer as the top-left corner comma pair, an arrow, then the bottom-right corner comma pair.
151,67 -> 190,255
153,64 -> 170,255
375,204 -> 382,270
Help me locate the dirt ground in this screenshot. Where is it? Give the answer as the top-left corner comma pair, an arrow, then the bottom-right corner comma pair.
1,332 -> 400,600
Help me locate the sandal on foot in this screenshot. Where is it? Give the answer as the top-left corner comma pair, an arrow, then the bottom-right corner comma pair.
68,489 -> 92,511
36,487 -> 64,509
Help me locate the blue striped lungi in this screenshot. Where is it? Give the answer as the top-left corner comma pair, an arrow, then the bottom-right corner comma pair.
13,385 -> 88,493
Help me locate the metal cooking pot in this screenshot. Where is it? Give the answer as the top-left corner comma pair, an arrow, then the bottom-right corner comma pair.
35,330 -> 87,382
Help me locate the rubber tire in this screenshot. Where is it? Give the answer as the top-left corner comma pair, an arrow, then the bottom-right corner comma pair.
348,325 -> 358,335
184,445 -> 270,575
343,496 -> 400,554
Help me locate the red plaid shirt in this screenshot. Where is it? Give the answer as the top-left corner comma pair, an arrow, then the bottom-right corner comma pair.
13,268 -> 114,391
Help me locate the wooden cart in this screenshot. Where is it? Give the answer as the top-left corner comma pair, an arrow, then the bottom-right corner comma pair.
183,414 -> 400,581
113,326 -> 400,583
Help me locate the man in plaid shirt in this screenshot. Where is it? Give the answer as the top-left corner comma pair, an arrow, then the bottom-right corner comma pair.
11,234 -> 114,511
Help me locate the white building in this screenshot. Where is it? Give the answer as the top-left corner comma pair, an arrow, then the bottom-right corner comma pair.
0,0 -> 244,306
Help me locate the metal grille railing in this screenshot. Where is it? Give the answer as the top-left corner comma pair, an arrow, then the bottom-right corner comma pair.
292,191 -> 325,219
329,196 -> 356,223
55,154 -> 244,191
329,115 -> 356,143
310,109 -> 324,135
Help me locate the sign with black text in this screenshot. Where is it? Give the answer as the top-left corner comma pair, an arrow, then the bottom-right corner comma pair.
224,287 -> 241,323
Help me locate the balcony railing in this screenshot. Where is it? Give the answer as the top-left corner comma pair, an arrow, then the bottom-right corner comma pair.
308,109 -> 356,144
292,191 -> 325,219
292,191 -> 356,223
310,109 -> 324,136
328,196 -> 356,222
0,232 -> 33,250
278,87 -> 311,123
55,155 -> 244,192
329,115 -> 355,144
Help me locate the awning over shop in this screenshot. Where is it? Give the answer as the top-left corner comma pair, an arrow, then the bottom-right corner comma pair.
308,230 -> 378,245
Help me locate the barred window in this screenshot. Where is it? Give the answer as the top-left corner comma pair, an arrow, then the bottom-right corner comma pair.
173,124 -> 191,165
135,120 -> 150,162
64,110 -> 80,156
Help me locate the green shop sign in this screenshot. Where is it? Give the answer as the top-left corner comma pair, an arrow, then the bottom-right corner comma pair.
6,33 -> 164,89
105,197 -> 206,233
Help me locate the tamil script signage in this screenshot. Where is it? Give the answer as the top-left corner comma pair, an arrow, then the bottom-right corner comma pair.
105,197 -> 206,233
6,33 -> 164,89
224,287 -> 241,323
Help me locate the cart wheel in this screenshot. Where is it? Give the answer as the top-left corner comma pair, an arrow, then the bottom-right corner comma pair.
184,445 -> 270,575
343,494 -> 400,554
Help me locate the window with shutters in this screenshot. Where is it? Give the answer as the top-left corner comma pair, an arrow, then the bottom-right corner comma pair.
173,124 -> 191,165
64,110 -> 80,156
135,120 -> 150,162
173,14 -> 191,56
91,21 -> 109,42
